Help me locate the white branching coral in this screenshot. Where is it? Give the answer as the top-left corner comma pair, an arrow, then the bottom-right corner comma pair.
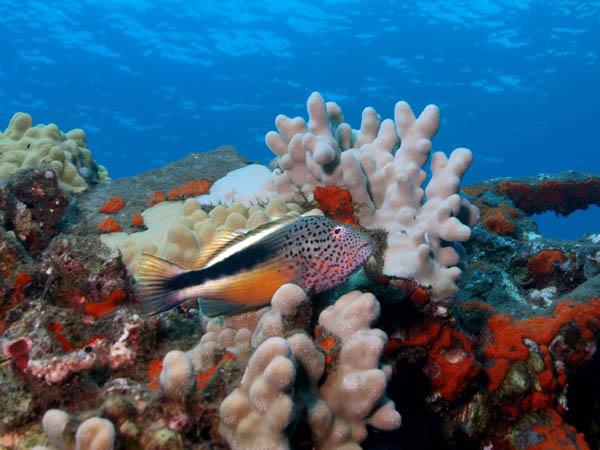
316,291 -> 401,448
218,284 -> 400,450
266,92 -> 479,299
219,336 -> 297,450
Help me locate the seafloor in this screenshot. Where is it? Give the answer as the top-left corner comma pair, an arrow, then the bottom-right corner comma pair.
1,101 -> 600,450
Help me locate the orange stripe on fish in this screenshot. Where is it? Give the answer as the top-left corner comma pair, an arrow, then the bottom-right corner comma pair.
198,259 -> 299,304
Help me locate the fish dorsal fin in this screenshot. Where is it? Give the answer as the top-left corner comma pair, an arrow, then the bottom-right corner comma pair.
301,209 -> 324,217
191,229 -> 248,269
193,213 -> 301,269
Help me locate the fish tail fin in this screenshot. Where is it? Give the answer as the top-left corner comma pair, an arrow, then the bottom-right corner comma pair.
136,253 -> 187,316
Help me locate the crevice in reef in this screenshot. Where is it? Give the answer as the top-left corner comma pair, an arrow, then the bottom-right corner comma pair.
565,346 -> 600,448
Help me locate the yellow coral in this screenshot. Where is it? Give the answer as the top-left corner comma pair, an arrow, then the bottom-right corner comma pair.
0,112 -> 108,192
101,197 -> 305,274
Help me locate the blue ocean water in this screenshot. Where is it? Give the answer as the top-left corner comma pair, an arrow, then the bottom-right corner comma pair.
0,1 -> 598,238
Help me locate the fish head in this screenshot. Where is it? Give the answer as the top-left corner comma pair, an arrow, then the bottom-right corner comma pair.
291,216 -> 374,294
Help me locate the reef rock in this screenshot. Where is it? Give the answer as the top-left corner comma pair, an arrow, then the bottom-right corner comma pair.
71,145 -> 249,236
2,168 -> 70,257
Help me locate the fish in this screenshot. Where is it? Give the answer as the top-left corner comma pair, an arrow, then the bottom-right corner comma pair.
135,213 -> 373,317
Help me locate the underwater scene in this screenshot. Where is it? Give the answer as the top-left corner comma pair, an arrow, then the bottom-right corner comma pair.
0,1 -> 599,449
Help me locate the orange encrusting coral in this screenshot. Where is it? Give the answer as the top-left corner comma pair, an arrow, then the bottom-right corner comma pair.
147,359 -> 163,390
83,289 -> 127,319
131,212 -> 145,228
167,179 -> 212,200
528,250 -> 565,279
387,322 -> 480,401
146,191 -> 165,206
527,409 -> 590,450
426,326 -> 480,401
98,217 -> 122,233
497,178 -> 600,216
313,185 -> 358,225
0,272 -> 33,334
410,285 -> 430,306
82,336 -> 105,347
483,299 -> 600,392
481,204 -> 519,236
45,321 -> 107,356
315,325 -> 340,367
196,352 -> 234,389
387,322 -> 442,350
47,322 -> 76,352
99,196 -> 126,214
11,271 -> 33,305
320,335 -> 336,366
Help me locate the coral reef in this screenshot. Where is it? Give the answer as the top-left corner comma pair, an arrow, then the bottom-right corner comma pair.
0,113 -> 108,193
37,235 -> 131,315
18,284 -> 398,450
1,102 -> 599,450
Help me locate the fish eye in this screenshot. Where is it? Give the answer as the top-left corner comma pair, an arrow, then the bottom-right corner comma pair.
332,225 -> 344,236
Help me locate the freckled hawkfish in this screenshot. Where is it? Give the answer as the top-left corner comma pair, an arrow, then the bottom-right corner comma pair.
135,212 -> 373,317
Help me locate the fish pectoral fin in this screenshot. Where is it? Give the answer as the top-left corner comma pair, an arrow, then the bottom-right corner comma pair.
191,229 -> 248,269
136,253 -> 186,316
198,298 -> 257,318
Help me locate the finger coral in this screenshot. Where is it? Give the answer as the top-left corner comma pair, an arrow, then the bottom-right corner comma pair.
266,92 -> 479,299
218,286 -> 400,450
219,336 -> 297,450
316,291 -> 401,446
